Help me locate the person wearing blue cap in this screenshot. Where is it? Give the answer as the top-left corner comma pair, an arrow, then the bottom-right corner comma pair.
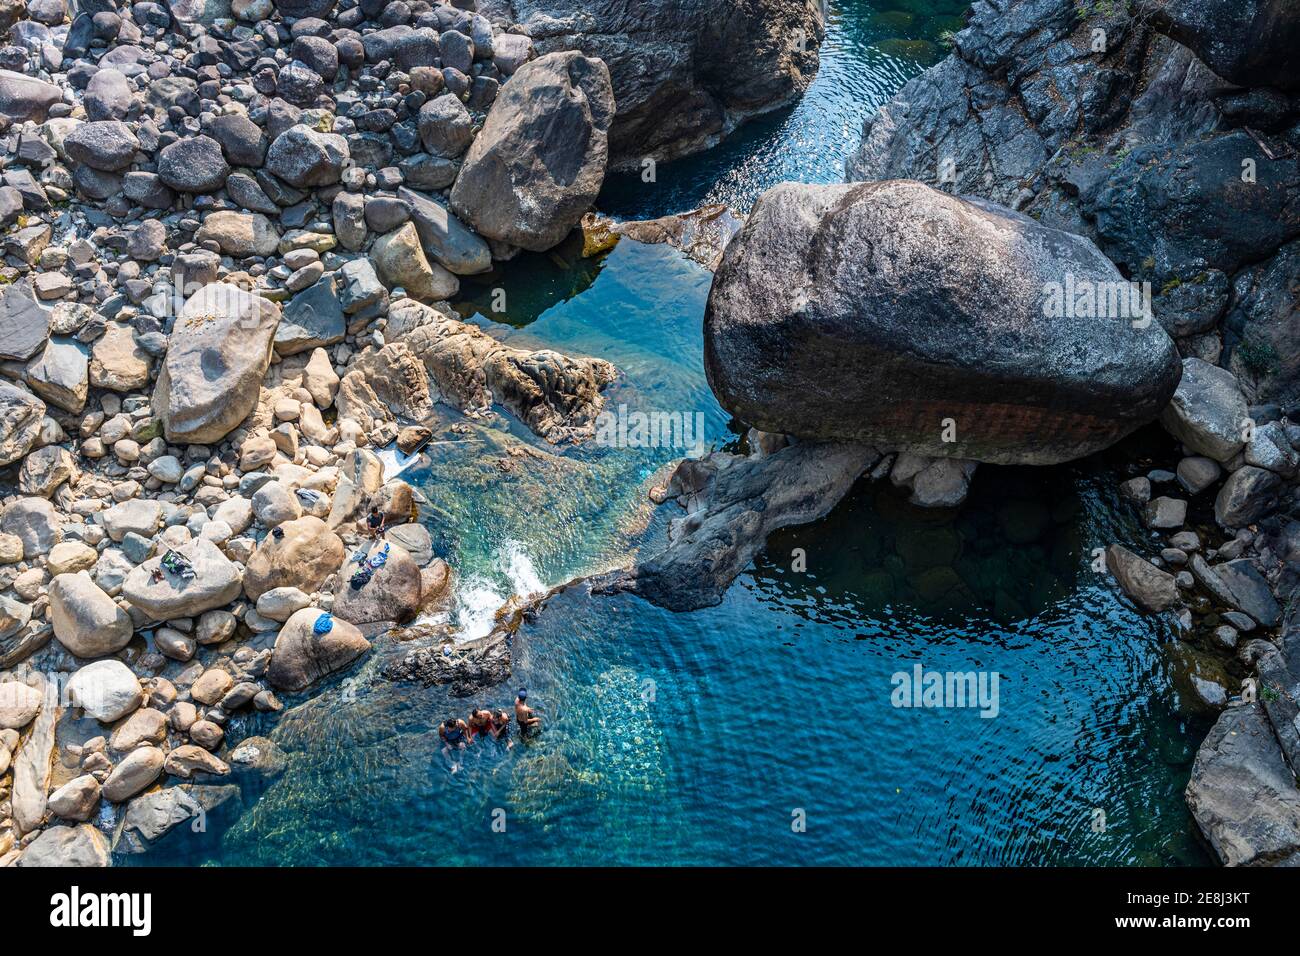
514,689 -> 541,735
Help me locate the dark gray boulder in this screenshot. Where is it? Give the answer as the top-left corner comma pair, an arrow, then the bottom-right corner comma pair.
1215,465 -> 1283,529
504,0 -> 824,165
274,275 -> 345,356
265,124 -> 348,188
156,135 -> 230,193
1186,702 -> 1300,866
83,67 -> 133,121
208,113 -> 267,168
416,93 -> 473,156
64,120 -> 140,171
1143,0 -> 1300,92
0,282 -> 50,363
1224,239 -> 1300,407
1213,558 -> 1282,628
0,70 -> 63,122
0,382 -> 45,467
1087,132 -> 1300,284
272,0 -> 335,20
449,51 -> 613,252
704,179 -> 1182,465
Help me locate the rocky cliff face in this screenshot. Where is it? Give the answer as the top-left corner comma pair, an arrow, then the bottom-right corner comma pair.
846,0 -> 1300,411
484,0 -> 825,166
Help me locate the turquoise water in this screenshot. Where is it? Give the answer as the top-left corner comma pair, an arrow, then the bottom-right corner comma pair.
131,1 -> 1215,866
598,0 -> 967,218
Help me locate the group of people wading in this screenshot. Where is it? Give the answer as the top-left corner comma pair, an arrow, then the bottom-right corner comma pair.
440,689 -> 542,772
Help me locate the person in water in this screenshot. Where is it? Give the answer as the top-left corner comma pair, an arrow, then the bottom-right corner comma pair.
514,690 -> 541,735
366,506 -> 386,540
466,707 -> 493,742
440,717 -> 470,772
490,709 -> 513,748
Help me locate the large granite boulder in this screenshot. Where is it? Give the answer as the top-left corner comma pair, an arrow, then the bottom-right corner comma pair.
1144,0 -> 1300,92
49,571 -> 134,658
153,282 -> 281,444
512,0 -> 824,164
267,606 -> 370,692
1186,702 -> 1300,865
242,515 -> 344,601
450,52 -> 614,252
331,541 -> 423,625
16,825 -> 111,867
704,180 -> 1182,466
121,538 -> 243,618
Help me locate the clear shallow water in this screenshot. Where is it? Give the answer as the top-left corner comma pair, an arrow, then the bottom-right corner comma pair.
132,0 -> 1214,866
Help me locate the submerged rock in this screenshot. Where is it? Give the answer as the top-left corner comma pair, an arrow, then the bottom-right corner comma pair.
704,180 -> 1181,466
614,440 -> 881,611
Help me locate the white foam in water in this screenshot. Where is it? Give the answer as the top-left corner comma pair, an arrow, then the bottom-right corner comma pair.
376,444 -> 422,483
451,540 -> 547,641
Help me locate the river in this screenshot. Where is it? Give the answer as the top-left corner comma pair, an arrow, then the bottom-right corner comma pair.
136,0 -> 1212,867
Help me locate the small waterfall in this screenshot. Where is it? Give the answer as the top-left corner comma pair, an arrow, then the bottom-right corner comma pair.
452,540 -> 546,640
